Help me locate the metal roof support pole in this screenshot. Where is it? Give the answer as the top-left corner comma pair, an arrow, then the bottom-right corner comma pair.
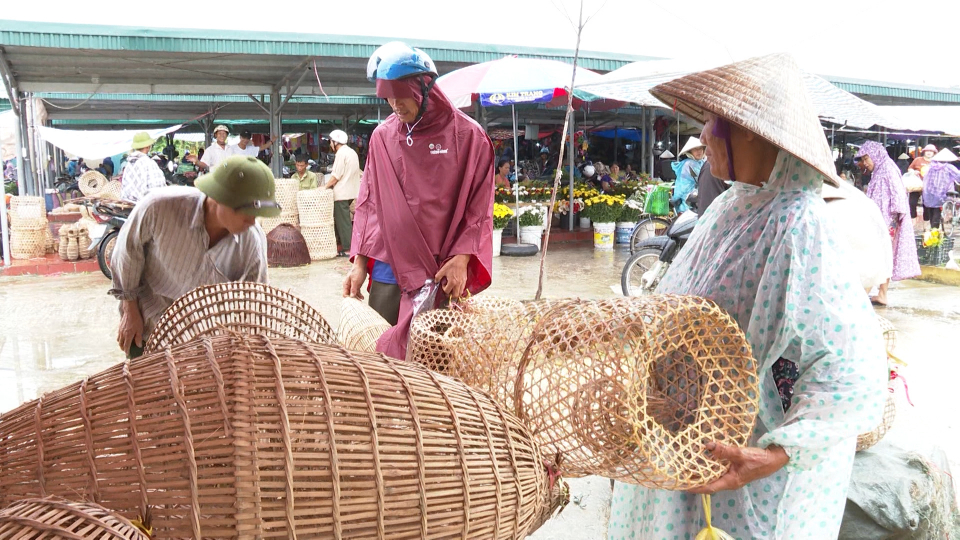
248,94 -> 269,115
568,110 -> 575,232
16,98 -> 34,196
316,119 -> 321,160
269,90 -> 282,177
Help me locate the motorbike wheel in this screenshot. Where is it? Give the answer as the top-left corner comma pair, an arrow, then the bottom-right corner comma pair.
621,247 -> 663,297
97,230 -> 119,280
629,216 -> 671,255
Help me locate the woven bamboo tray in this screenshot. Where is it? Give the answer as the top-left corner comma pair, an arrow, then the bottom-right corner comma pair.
300,224 -> 338,260
143,282 -> 336,353
9,196 -> 47,228
274,178 -> 300,218
0,498 -> 150,540
0,335 -> 549,539
451,296 -> 759,490
10,226 -> 47,260
296,188 -> 335,226
338,298 -> 392,352
265,223 -> 311,267
78,171 -> 108,196
856,390 -> 896,452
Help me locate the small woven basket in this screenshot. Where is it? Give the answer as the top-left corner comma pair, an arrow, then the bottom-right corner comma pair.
143,281 -> 337,353
77,228 -> 94,260
856,391 -> 897,452
10,226 -> 48,260
0,335 -> 549,540
100,180 -> 123,201
78,170 -> 108,196
338,297 -> 392,352
58,224 -> 72,260
296,188 -> 335,226
300,224 -> 338,260
265,223 -> 311,267
9,196 -> 47,228
0,498 -> 150,540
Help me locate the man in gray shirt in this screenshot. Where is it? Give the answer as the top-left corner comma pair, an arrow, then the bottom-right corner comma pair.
109,155 -> 281,358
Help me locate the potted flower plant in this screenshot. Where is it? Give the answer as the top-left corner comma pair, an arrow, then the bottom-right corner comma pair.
517,204 -> 545,251
580,194 -> 626,250
492,203 -> 513,257
616,199 -> 644,244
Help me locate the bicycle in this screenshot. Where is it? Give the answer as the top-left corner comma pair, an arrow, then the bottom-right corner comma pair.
628,183 -> 675,255
942,189 -> 959,237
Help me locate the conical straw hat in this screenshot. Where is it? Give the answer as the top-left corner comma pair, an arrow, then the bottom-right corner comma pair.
650,53 -> 840,187
932,148 -> 958,162
679,136 -> 705,156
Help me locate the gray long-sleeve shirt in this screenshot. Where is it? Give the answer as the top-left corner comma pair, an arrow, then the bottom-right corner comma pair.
108,186 -> 268,337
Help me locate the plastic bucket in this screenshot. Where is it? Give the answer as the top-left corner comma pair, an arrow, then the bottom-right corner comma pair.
519,226 -> 543,251
593,222 -> 615,250
492,228 -> 503,257
615,222 -> 635,244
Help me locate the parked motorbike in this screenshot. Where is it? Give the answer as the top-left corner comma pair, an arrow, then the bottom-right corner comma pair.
76,199 -> 134,279
621,191 -> 698,296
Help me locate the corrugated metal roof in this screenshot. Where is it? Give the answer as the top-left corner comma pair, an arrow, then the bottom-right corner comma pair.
0,97 -> 9,112
827,77 -> 960,104
0,20 -> 653,72
36,93 -> 383,105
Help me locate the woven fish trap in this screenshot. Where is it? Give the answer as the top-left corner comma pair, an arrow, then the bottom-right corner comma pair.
452,295 -> 524,316
100,181 -> 123,201
856,390 -> 897,452
0,498 -> 150,540
0,335 -> 549,540
10,226 -> 48,260
143,281 -> 336,353
9,196 -> 47,228
258,215 -> 298,236
265,223 -> 311,268
876,315 -> 897,353
406,309 -> 478,374
296,188 -> 335,226
300,224 -> 338,261
338,297 -> 391,352
78,170 -> 108,196
274,178 -> 300,217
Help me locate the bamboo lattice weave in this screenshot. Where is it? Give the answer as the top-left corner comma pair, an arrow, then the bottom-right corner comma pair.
0,335 -> 549,539
143,282 -> 336,353
0,498 -> 150,540
337,298 -> 391,353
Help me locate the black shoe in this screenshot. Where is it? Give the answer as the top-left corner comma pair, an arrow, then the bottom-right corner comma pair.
337,251 -> 348,257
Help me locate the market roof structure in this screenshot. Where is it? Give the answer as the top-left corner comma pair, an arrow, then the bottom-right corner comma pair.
826,76 -> 960,106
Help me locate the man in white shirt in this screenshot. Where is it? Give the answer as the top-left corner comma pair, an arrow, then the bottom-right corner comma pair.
233,129 -> 277,159
188,124 -> 232,172
121,132 -> 167,202
323,129 -> 362,256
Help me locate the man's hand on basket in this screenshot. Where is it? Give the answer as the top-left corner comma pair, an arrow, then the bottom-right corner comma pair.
343,256 -> 368,300
687,442 -> 789,494
436,254 -> 470,300
117,299 -> 144,353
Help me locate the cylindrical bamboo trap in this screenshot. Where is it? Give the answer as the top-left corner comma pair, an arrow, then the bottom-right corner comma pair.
9,196 -> 47,228
876,315 -> 897,353
274,178 -> 300,219
0,498 -> 151,540
338,298 -> 391,353
452,295 -> 759,490
265,223 -> 311,267
296,188 -> 335,226
407,309 -> 475,374
143,282 -> 336,353
300,224 -> 338,260
0,335 -> 549,540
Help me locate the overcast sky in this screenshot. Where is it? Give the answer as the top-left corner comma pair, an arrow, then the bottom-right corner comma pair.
4,0 -> 957,88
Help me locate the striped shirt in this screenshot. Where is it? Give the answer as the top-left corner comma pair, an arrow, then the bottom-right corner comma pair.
108,186 -> 268,338
120,151 -> 167,202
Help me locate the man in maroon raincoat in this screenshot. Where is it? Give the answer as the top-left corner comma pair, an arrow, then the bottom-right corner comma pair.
343,42 -> 495,359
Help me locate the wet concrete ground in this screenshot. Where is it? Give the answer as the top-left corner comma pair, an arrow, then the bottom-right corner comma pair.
0,244 -> 957,538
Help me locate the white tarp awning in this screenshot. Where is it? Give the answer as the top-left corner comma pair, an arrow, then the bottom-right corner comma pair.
1,110 -> 15,162
576,59 -> 897,130
878,106 -> 960,135
37,124 -> 183,160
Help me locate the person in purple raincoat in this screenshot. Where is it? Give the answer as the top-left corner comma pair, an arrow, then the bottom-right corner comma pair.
922,149 -> 960,230
855,141 -> 921,305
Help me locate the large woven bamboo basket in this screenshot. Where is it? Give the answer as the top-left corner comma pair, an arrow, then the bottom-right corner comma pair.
296,188 -> 335,226
0,498 -> 150,539
856,390 -> 896,452
452,296 -> 759,490
0,335 -> 549,539
78,171 -> 108,196
9,196 -> 47,228
265,223 -> 311,267
274,178 -> 300,219
338,298 -> 391,352
143,282 -> 336,353
10,226 -> 48,260
300,224 -> 338,260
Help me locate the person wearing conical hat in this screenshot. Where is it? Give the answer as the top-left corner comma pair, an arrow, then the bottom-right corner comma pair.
855,141 -> 921,305
609,54 -> 887,540
921,147 -> 960,230
669,136 -> 706,212
121,132 -> 167,203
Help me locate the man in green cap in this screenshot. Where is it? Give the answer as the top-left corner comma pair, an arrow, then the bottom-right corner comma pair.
121,132 -> 168,202
109,155 -> 280,358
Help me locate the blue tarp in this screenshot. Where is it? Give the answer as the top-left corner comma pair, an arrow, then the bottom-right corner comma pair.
589,128 -> 644,142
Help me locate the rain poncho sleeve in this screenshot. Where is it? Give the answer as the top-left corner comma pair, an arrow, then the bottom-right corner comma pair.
670,157 -> 704,212
922,161 -> 960,208
609,152 -> 887,540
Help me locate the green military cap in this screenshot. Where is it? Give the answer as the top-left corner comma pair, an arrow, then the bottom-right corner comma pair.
195,155 -> 282,218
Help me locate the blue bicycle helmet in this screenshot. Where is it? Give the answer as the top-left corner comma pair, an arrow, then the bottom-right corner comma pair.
366,41 -> 438,82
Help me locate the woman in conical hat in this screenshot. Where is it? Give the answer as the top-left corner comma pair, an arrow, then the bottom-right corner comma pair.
670,136 -> 706,212
609,53 -> 887,540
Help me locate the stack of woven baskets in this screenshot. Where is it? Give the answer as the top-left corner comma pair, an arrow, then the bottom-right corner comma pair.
259,177 -> 300,234
7,196 -> 49,259
297,187 -> 338,260
56,222 -> 95,261
78,170 -> 122,200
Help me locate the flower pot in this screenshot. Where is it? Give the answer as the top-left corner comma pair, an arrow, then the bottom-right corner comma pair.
615,222 -> 636,244
519,226 -> 543,251
579,217 -> 592,229
593,222 -> 615,251
492,228 -> 503,257
558,212 -> 579,230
